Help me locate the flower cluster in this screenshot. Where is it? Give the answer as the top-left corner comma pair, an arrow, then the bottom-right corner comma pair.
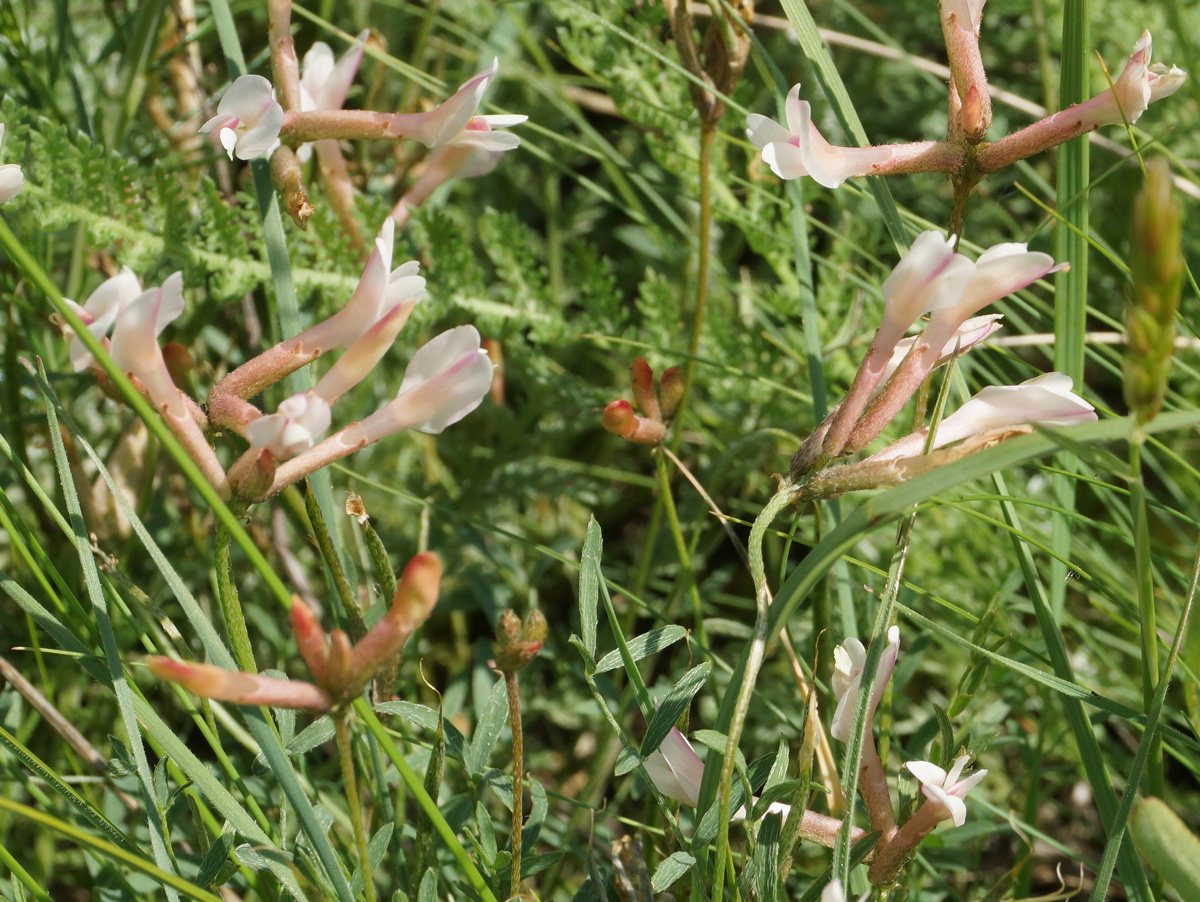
747,28 -> 1185,187
58,219 -> 494,503
636,627 -> 988,886
788,230 -> 1097,490
150,553 -> 442,712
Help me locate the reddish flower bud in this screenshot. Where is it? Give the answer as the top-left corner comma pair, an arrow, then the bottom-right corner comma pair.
495,609 -> 546,672
629,357 -> 661,420
289,598 -> 329,682
350,553 -> 441,686
659,366 -> 683,419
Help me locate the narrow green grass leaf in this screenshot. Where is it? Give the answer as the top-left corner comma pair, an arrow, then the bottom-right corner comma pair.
0,797 -> 224,902
39,365 -> 181,902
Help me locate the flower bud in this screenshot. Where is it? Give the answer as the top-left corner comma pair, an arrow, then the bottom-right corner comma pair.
659,366 -> 683,419
601,400 -> 667,444
629,357 -> 661,420
350,553 -> 441,688
494,609 -> 546,672
290,598 -> 330,683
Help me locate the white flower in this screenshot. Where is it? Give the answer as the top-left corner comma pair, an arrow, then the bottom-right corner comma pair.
880,314 -> 1003,388
296,34 -> 367,163
821,879 -> 870,902
62,268 -> 144,372
1072,31 -> 1186,130
830,626 -> 900,742
642,727 -> 705,807
199,74 -> 284,161
340,325 -> 494,444
925,242 -> 1064,332
0,124 -> 23,203
297,218 -> 426,352
746,84 -> 893,188
410,58 -> 527,152
245,392 -> 333,459
108,272 -> 190,419
905,754 -> 987,827
869,372 -> 1096,462
878,231 -> 975,346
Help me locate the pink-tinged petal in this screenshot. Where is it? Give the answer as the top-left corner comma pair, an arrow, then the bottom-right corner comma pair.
300,43 -> 336,110
932,373 -> 1095,445
745,113 -> 792,149
880,314 -> 1003,387
830,629 -> 899,742
947,245 -> 1062,321
478,114 -> 527,128
235,102 -> 284,160
198,113 -> 236,136
428,58 -> 498,148
217,74 -> 276,123
0,163 -> 22,203
342,326 -> 493,444
81,268 -> 143,320
905,754 -> 985,827
944,0 -> 986,32
313,295 -> 422,404
320,33 -> 368,110
298,220 -> 399,351
109,275 -> 184,375
246,392 -> 332,458
451,128 -> 521,152
1148,63 -> 1187,103
152,272 -> 185,335
783,83 -> 806,135
878,231 -> 974,343
393,326 -> 495,433
642,728 -> 704,807
785,93 -> 894,189
147,656 -> 331,711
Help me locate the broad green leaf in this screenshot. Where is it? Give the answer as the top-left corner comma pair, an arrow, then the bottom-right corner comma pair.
594,625 -> 687,674
650,852 -> 696,894
579,517 -> 603,660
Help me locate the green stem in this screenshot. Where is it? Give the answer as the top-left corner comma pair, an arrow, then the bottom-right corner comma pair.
335,715 -> 376,902
712,485 -> 796,902
214,522 -> 257,674
352,698 -> 499,902
505,669 -> 524,899
1129,435 -> 1163,797
669,122 -> 716,453
656,453 -> 707,649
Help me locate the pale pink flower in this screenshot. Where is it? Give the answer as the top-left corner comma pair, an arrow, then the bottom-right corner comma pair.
868,372 -> 1096,462
905,754 -> 987,827
830,626 -> 900,742
295,218 -> 425,352
879,314 -> 1003,388
61,268 -> 144,372
406,58 -> 527,151
1073,31 -> 1187,129
821,879 -> 870,902
0,124 -> 22,203
296,34 -> 366,162
390,127 -> 510,227
642,727 -> 705,807
245,392 -> 332,459
199,74 -> 284,160
746,84 -> 894,189
108,272 -> 189,419
342,325 -> 494,441
878,231 -> 975,350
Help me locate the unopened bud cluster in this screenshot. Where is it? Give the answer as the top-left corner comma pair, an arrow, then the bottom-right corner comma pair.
149,553 -> 441,712
494,609 -> 547,672
602,357 -> 682,445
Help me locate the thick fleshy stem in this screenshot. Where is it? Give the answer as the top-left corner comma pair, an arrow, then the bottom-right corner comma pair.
267,0 -> 301,113
859,732 -> 897,842
866,800 -> 943,885
712,486 -> 798,902
281,109 -> 438,143
316,138 -> 366,256
270,144 -> 313,230
504,668 -> 524,899
335,714 -> 377,902
821,323 -> 908,458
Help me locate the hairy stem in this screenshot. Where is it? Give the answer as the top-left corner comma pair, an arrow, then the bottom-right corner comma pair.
505,669 -> 524,898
